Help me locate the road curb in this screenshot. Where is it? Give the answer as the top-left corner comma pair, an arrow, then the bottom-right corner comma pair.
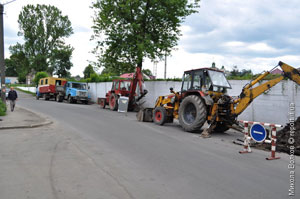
0,120 -> 53,130
0,106 -> 53,130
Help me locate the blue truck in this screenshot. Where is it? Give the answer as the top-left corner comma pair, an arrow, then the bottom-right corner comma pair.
56,81 -> 90,104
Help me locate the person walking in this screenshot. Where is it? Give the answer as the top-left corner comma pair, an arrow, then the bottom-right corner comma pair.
7,87 -> 18,112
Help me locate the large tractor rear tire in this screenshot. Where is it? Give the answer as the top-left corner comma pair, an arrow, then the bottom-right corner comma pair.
153,107 -> 167,125
109,93 -> 118,111
178,95 -> 207,132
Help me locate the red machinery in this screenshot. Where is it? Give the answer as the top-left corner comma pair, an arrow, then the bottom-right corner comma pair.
98,67 -> 147,111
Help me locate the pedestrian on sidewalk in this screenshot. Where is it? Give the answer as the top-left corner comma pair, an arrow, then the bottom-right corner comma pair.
7,87 -> 18,112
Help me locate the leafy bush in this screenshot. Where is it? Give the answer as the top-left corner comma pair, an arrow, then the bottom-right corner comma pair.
86,73 -> 114,82
33,72 -> 48,85
0,100 -> 6,116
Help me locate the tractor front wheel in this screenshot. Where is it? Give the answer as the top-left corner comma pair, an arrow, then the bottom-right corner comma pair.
178,95 -> 207,132
153,107 -> 167,125
109,94 -> 118,111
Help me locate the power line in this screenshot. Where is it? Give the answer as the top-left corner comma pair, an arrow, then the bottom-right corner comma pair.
3,0 -> 17,6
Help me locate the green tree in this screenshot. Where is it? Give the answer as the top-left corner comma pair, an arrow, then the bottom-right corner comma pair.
5,59 -> 18,77
83,64 -> 96,79
7,43 -> 30,81
230,66 -> 239,76
17,4 -> 73,74
92,0 -> 200,72
33,71 -> 48,86
142,69 -> 153,77
49,45 -> 74,77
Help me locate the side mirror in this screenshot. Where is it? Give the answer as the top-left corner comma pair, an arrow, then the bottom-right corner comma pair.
88,86 -> 90,89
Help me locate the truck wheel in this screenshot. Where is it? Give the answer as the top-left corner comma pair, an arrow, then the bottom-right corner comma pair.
178,95 -> 207,132
99,98 -> 106,108
45,95 -> 50,101
81,100 -> 88,104
153,107 -> 167,125
214,122 -> 230,132
68,96 -> 73,103
109,94 -> 118,111
57,95 -> 63,102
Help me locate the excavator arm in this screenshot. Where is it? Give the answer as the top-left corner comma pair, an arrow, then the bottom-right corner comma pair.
129,66 -> 147,103
233,61 -> 300,115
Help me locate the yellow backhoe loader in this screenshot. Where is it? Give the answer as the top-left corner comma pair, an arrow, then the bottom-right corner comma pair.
138,61 -> 300,137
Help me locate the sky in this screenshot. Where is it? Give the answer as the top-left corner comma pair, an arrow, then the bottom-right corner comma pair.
1,0 -> 300,78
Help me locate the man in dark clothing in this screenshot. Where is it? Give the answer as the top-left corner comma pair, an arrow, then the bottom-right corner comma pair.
8,87 -> 18,112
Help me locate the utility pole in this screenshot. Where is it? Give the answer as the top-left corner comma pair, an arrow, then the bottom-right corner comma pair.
0,3 -> 5,103
164,53 -> 167,79
0,1 -> 17,102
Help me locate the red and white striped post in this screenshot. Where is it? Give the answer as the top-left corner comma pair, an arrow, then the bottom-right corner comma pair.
239,122 -> 252,154
266,126 -> 280,160
238,120 -> 282,160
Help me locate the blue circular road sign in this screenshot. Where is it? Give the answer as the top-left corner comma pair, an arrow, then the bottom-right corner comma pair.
250,123 -> 267,143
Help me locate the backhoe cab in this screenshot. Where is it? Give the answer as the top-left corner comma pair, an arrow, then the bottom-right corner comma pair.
146,61 -> 300,137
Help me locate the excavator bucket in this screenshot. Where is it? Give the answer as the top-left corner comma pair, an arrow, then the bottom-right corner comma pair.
279,61 -> 300,85
136,108 -> 153,122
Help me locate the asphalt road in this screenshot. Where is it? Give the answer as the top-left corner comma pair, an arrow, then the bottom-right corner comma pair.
10,91 -> 299,199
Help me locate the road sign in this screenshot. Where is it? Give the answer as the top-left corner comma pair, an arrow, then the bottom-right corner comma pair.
250,123 -> 267,142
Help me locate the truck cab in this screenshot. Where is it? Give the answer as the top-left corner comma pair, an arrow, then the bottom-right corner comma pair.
57,81 -> 90,104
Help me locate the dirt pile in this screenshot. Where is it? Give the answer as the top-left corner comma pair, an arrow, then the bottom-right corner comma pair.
274,117 -> 300,155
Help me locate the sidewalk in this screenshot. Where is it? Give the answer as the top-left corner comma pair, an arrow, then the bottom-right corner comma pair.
0,105 -> 52,129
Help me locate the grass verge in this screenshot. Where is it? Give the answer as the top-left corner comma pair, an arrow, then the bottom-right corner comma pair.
0,100 -> 6,116
15,88 -> 36,96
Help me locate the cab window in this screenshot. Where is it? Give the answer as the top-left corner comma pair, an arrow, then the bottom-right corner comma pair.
56,80 -> 62,86
182,73 -> 191,91
45,79 -> 48,85
192,71 -> 202,89
112,81 -> 119,90
41,80 -> 44,85
120,81 -> 131,91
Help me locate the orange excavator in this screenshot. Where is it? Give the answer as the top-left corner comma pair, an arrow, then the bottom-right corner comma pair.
139,61 -> 300,137
98,67 -> 147,111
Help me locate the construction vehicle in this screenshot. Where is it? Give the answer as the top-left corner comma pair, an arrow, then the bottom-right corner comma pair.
36,77 -> 67,100
56,81 -> 90,104
98,67 -> 148,111
139,61 -> 300,137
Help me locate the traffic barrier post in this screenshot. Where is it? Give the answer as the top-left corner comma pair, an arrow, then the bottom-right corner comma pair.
238,121 -> 282,160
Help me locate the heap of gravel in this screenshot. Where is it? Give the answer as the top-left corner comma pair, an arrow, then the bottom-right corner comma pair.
275,116 -> 300,155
